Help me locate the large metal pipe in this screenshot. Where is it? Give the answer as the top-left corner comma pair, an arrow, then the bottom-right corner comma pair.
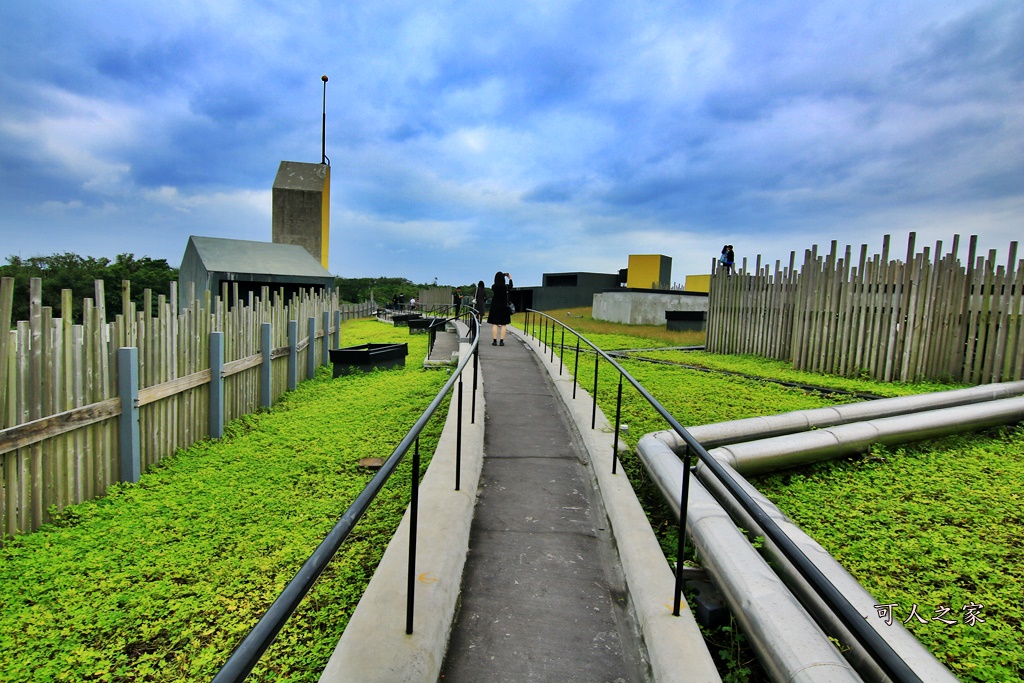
656,380 -> 1024,453
641,436 -> 863,683
706,395 -> 1024,475
640,395 -> 1024,682
695,459 -> 958,683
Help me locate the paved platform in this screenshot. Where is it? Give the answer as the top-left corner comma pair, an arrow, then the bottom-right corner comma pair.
439,326 -> 647,682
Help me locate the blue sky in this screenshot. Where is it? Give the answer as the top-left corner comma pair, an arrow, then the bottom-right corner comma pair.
1,1 -> 1021,288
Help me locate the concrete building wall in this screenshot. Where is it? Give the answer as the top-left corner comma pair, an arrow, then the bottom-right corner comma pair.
272,161 -> 330,269
593,290 -> 708,326
177,239 -> 212,311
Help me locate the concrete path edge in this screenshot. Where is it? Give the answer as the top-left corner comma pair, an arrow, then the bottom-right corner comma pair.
514,327 -> 721,683
318,335 -> 486,683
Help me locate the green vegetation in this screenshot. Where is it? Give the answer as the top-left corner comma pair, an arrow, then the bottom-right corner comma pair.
538,307 -> 1020,682
1,252 -> 179,324
2,304 -> 1018,681
0,319 -> 448,682
527,306 -> 706,348
757,429 -> 1024,681
634,349 -> 964,398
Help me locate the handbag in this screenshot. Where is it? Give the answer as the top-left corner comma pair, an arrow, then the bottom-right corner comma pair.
507,301 -> 516,315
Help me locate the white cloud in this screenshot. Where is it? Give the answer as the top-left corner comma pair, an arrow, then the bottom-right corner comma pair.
1,0 -> 1021,289
1,86 -> 140,193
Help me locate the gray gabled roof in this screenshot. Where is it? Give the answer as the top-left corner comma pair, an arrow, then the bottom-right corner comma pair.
186,235 -> 332,278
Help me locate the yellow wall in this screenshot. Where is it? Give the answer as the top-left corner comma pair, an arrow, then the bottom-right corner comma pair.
320,165 -> 330,270
684,274 -> 710,293
627,254 -> 671,289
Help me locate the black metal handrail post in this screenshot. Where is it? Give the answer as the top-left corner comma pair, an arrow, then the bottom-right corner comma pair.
573,336 -> 580,399
471,341 -> 479,424
612,375 -> 623,474
672,444 -> 691,616
558,326 -> 565,376
406,437 -> 420,634
591,351 -> 599,429
455,379 -> 463,491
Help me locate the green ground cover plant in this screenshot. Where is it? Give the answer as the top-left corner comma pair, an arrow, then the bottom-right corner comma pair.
755,428 -> 1024,682
536,309 -> 1018,682
632,349 -> 961,398
0,319 -> 449,682
524,306 -> 706,348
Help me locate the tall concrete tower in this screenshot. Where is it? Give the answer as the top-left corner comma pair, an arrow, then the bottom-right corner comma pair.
272,161 -> 330,270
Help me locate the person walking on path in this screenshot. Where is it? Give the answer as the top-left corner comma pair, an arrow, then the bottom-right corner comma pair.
452,287 -> 462,319
473,280 -> 487,323
486,271 -> 513,345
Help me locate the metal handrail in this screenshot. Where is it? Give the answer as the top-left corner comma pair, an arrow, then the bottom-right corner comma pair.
212,315 -> 480,682
521,309 -> 922,683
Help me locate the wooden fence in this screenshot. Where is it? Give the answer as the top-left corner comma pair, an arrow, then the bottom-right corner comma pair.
707,233 -> 1024,385
0,277 -> 374,538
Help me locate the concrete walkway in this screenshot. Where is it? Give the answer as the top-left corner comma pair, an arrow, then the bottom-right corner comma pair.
439,327 -> 646,682
319,321 -> 718,683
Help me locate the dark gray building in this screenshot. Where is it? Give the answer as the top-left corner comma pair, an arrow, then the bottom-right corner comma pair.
177,235 -> 335,312
514,271 -> 625,311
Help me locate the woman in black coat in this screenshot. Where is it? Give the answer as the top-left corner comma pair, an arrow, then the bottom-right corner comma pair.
486,271 -> 513,345
473,280 -> 487,323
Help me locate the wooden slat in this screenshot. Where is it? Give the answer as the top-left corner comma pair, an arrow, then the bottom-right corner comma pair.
0,399 -> 121,455
991,243 -> 1018,382
0,277 -> 13,428
137,369 -> 213,406
29,279 -> 44,528
1006,258 -> 1024,380
17,321 -> 30,533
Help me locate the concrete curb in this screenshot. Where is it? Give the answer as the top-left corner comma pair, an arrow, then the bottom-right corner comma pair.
318,337 -> 485,683
512,326 -> 721,683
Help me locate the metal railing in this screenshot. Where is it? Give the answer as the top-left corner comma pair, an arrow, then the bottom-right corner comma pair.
521,309 -> 922,683
212,315 -> 480,682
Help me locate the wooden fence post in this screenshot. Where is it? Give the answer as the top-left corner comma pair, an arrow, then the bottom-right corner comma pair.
307,317 -> 317,379
117,347 -> 141,483
322,311 -> 331,366
288,320 -> 298,391
261,323 -> 272,409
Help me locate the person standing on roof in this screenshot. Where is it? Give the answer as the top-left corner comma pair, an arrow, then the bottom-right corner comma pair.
474,280 -> 487,323
486,271 -> 513,346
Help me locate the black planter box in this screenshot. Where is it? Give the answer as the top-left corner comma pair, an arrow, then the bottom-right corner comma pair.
330,343 -> 409,377
408,317 -> 447,335
665,310 -> 707,332
391,313 -> 422,327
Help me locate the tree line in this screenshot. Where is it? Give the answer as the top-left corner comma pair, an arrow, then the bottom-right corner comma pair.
1,253 -> 179,325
